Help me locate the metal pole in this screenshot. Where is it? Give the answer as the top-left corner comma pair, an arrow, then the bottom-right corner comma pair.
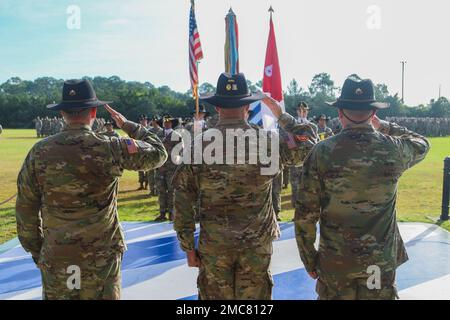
400,61 -> 406,103
195,80 -> 199,119
441,157 -> 450,221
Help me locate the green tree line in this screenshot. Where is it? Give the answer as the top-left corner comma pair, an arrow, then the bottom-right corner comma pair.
0,74 -> 449,128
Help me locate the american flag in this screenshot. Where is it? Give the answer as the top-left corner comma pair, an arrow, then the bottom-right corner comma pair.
189,1 -> 203,97
125,139 -> 138,154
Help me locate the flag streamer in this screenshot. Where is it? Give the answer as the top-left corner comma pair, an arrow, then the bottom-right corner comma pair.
224,8 -> 239,75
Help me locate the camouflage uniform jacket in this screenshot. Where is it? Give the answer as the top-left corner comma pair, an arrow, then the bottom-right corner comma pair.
158,129 -> 183,173
16,121 -> 167,265
317,126 -> 334,140
173,113 -> 318,253
149,126 -> 164,138
295,120 -> 430,283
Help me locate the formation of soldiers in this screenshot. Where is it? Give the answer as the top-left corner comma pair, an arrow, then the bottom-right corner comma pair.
15,74 -> 430,301
33,116 -> 108,138
135,106 -> 212,221
326,116 -> 450,137
33,116 -> 66,137
91,117 -> 107,133
385,117 -> 450,137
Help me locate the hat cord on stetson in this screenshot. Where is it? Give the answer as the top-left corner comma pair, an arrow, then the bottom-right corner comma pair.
213,93 -> 252,99
341,110 -> 375,125
61,96 -> 98,103
337,98 -> 376,103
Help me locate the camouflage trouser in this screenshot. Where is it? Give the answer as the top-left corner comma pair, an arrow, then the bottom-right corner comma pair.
282,167 -> 290,187
147,170 -> 157,194
289,165 -> 303,209
271,173 -> 283,215
316,271 -> 398,300
39,252 -> 122,300
157,169 -> 175,213
197,243 -> 273,300
138,171 -> 148,184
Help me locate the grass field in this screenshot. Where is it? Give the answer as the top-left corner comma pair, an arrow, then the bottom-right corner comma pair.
0,129 -> 449,244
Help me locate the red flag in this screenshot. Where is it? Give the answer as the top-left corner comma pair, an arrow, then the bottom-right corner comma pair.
262,14 -> 282,102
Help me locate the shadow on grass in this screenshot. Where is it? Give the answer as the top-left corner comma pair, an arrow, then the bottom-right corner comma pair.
0,207 -> 17,244
119,189 -> 142,195
119,200 -> 159,210
118,194 -> 158,204
0,206 -> 15,214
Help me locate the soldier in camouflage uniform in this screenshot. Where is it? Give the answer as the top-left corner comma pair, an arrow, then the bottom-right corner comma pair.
155,115 -> 183,221
102,120 -> 120,138
247,108 -> 283,222
315,114 -> 334,140
34,117 -> 43,138
91,118 -> 99,132
205,113 -> 219,128
385,116 -> 450,137
328,117 -> 342,134
137,115 -> 150,190
295,75 -> 430,300
282,166 -> 289,189
184,104 -> 210,135
290,102 -> 318,210
41,117 -> 51,137
147,116 -> 164,196
173,73 -> 318,300
15,80 -> 167,300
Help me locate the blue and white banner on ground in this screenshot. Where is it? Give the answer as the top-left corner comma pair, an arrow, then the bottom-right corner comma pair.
0,222 -> 449,300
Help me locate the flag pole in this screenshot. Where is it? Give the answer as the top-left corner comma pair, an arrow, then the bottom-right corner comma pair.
191,0 -> 199,119
195,68 -> 199,119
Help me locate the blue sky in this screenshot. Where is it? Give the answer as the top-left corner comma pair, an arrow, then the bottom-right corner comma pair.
0,0 -> 449,105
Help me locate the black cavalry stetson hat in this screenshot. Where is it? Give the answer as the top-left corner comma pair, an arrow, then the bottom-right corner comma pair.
192,104 -> 210,115
297,101 -> 310,110
47,79 -> 112,111
157,114 -> 180,128
327,74 -> 389,110
200,73 -> 265,108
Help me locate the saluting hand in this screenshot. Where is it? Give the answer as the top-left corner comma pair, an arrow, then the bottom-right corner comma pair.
262,94 -> 283,119
105,104 -> 127,128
